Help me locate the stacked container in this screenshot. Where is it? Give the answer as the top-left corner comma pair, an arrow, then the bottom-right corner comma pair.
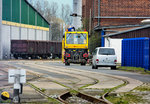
122,37 -> 150,70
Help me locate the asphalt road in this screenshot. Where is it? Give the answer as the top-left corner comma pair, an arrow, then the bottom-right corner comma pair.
6,61 -> 150,83
43,61 -> 150,83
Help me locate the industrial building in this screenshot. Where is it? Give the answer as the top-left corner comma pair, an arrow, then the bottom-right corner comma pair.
82,0 -> 150,31
82,0 -> 150,63
104,25 -> 150,69
0,0 -> 50,59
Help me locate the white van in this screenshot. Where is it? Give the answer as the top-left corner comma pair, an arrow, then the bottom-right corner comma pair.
92,47 -> 117,69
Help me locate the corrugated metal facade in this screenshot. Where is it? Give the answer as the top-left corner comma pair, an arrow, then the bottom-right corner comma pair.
104,26 -> 150,64
1,0 -> 50,59
122,38 -> 150,70
2,0 -> 49,28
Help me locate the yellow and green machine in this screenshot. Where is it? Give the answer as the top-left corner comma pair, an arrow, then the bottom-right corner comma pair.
62,28 -> 89,66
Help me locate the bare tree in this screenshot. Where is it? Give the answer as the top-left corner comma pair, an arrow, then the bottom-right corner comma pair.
61,4 -> 72,25
28,0 -> 72,41
27,0 -> 33,5
34,0 -> 44,15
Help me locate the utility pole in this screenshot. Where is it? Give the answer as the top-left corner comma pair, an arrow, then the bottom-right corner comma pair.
0,0 -> 2,60
89,9 -> 92,36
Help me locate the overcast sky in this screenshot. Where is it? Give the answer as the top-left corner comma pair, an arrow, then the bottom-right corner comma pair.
48,0 -> 73,8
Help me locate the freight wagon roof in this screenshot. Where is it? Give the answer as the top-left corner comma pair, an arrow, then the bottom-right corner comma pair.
104,25 -> 150,37
25,0 -> 50,25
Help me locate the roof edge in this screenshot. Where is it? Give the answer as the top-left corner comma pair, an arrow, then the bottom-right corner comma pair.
25,0 -> 50,25
104,25 -> 150,37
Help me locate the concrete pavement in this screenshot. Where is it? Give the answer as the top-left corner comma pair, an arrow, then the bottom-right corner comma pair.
0,60 -> 146,103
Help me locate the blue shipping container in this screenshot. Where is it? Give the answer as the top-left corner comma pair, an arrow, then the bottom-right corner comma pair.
122,37 -> 150,71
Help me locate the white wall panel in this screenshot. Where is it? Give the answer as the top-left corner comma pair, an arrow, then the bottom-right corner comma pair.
21,27 -> 28,40
105,38 -> 122,63
28,28 -> 35,40
43,31 -> 47,41
46,31 -> 49,41
36,30 -> 42,40
11,26 -> 20,40
2,25 -> 11,59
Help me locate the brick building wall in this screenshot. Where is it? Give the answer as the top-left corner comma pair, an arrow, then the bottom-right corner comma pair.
82,0 -> 150,30
100,18 -> 144,27
82,0 -> 93,18
100,0 -> 150,17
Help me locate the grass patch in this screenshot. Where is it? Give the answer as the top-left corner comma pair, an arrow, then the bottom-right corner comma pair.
0,100 -> 11,103
27,82 -> 61,104
47,97 -> 61,104
79,79 -> 99,90
106,92 -> 143,104
135,85 -> 150,91
102,79 -> 128,95
23,102 -> 60,104
78,84 -> 94,90
118,66 -> 150,75
40,88 -> 46,92
69,89 -> 79,95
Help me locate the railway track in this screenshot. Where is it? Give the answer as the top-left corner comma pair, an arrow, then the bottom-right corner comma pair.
6,61 -> 129,104
27,75 -> 112,104
58,91 -> 111,104
15,62 -> 116,103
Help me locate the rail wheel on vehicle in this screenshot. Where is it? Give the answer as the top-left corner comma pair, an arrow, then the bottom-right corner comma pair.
111,66 -> 116,70
81,62 -> 86,66
65,63 -> 70,66
65,60 -> 70,66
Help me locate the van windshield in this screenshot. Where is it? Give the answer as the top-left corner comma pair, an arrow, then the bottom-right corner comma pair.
99,48 -> 115,55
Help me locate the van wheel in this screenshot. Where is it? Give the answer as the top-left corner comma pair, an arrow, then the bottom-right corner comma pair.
92,64 -> 98,69
95,65 -> 98,69
92,64 -> 94,69
111,66 -> 116,70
